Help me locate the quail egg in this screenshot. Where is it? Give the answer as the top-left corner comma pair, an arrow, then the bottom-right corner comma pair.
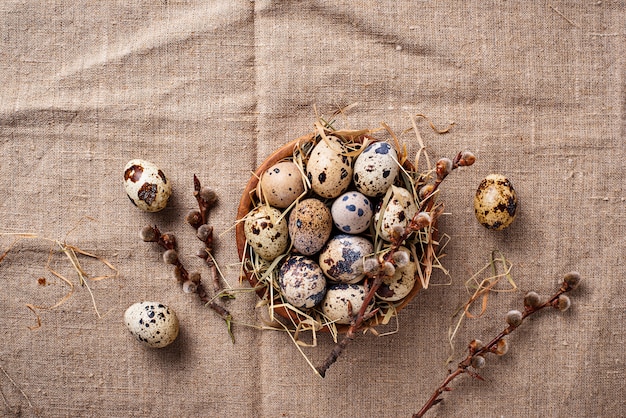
244,205 -> 289,261
330,191 -> 374,234
375,247 -> 417,302
374,185 -> 418,241
279,255 -> 327,309
258,161 -> 305,209
353,141 -> 400,197
318,235 -> 373,284
288,198 -> 333,255
306,136 -> 353,198
124,302 -> 179,348
321,284 -> 372,324
124,159 -> 172,212
474,174 -> 518,230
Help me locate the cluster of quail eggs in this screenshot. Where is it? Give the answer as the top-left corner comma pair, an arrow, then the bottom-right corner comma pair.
244,136 -> 425,326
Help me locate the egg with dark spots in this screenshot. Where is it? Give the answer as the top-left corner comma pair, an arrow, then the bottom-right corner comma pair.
123,159 -> 172,212
124,302 -> 179,348
374,186 -> 418,241
258,161 -> 305,209
331,191 -> 374,234
353,141 -> 400,197
319,235 -> 374,284
288,198 -> 332,255
474,174 -> 518,230
278,255 -> 327,309
306,136 -> 353,198
321,283 -> 373,324
244,205 -> 289,261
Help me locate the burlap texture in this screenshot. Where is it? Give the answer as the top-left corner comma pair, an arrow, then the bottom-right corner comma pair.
1,1 -> 624,417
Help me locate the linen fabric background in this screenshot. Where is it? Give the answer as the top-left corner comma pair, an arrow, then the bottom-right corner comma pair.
1,1 -> 624,417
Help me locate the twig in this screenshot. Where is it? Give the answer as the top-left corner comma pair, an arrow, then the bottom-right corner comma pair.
141,176 -> 234,342
549,5 -> 580,28
0,362 -> 33,409
414,272 -> 582,417
316,151 -> 475,378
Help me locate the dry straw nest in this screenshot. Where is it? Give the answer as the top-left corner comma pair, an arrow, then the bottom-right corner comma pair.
236,121 -> 443,337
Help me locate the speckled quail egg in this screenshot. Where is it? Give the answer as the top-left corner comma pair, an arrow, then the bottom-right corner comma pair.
353,141 -> 400,197
331,191 -> 374,234
124,302 -> 179,348
374,185 -> 418,241
321,284 -> 372,324
288,198 -> 333,255
474,174 -> 518,230
318,235 -> 374,284
124,159 -> 172,212
258,161 -> 305,209
375,247 -> 417,302
244,205 -> 290,261
306,136 -> 353,198
279,255 -> 327,309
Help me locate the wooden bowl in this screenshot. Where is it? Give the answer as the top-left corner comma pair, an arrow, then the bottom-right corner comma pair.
236,133 -> 435,333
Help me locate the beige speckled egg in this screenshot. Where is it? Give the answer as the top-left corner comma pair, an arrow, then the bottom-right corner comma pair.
353,141 -> 400,197
124,159 -> 172,212
330,191 -> 374,234
244,205 -> 289,261
321,284 -> 372,324
279,255 -> 327,309
318,234 -> 373,284
474,174 -> 518,230
124,302 -> 179,348
374,186 -> 418,241
288,198 -> 332,255
306,136 -> 353,198
258,161 -> 305,209
375,247 -> 417,302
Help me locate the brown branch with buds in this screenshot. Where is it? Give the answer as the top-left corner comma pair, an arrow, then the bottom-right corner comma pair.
316,151 -> 476,378
414,271 -> 582,417
140,176 -> 234,342
186,175 -> 225,295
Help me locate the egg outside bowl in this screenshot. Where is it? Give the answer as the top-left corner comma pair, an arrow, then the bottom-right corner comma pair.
236,133 -> 439,334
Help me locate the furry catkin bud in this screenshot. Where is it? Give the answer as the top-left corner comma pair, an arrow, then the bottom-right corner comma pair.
186,210 -> 203,229
381,261 -> 396,278
418,183 -> 435,200
505,310 -> 523,327
471,355 -> 486,369
160,233 -> 177,249
392,250 -> 410,269
415,212 -> 431,227
557,295 -> 571,311
363,258 -> 380,275
391,225 -> 405,240
163,249 -> 179,265
436,157 -> 453,179
524,291 -> 542,308
494,338 -> 509,356
139,226 -> 158,242
182,281 -> 196,293
469,339 -> 484,352
197,224 -> 213,243
199,187 -> 218,207
563,271 -> 581,290
182,280 -> 197,294
459,151 -> 476,167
